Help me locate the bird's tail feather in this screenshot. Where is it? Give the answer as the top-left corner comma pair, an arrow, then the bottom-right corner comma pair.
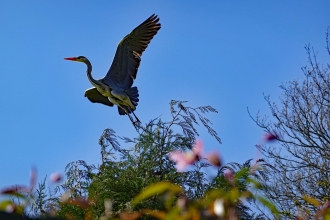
117,87 -> 139,115
125,87 -> 139,106
118,107 -> 127,115
118,106 -> 135,115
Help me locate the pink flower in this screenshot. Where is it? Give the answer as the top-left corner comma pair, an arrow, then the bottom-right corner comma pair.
169,139 -> 222,171
5,204 -> 15,213
30,167 -> 37,188
205,151 -> 222,167
169,151 -> 195,171
169,139 -> 204,172
263,132 -> 279,142
224,170 -> 235,183
50,172 -> 62,183
192,139 -> 203,159
321,201 -> 330,209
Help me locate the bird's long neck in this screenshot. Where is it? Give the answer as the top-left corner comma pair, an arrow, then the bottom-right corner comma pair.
85,59 -> 98,86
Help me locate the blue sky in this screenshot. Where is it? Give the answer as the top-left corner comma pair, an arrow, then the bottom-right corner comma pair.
0,1 -> 329,190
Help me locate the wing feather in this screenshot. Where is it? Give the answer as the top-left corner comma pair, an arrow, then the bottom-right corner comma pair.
103,14 -> 161,89
85,88 -> 114,107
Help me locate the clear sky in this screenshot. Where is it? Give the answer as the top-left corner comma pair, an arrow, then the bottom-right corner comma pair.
0,1 -> 329,190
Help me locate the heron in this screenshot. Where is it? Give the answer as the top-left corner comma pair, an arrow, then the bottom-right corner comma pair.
64,14 -> 161,128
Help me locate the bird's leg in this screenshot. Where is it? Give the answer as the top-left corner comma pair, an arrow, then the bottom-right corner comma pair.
127,114 -> 134,124
127,114 -> 140,131
127,107 -> 141,127
121,106 -> 139,130
132,112 -> 141,124
117,104 -> 140,130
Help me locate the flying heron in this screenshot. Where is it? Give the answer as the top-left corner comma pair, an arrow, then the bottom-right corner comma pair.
64,14 -> 161,128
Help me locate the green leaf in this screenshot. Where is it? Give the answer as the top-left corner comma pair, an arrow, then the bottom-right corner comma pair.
141,209 -> 166,219
246,178 -> 262,189
256,196 -> 279,217
165,206 -> 181,220
323,213 -> 330,220
0,200 -> 13,211
235,168 -> 249,179
132,182 -> 182,205
303,195 -> 320,207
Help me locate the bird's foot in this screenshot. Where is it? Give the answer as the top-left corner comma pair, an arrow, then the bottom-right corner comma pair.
132,120 -> 141,130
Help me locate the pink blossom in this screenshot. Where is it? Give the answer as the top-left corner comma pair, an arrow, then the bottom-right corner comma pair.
322,201 -> 330,210
224,170 -> 235,183
50,172 -> 62,183
169,139 -> 204,172
5,204 -> 15,213
176,194 -> 187,210
192,139 -> 204,159
205,151 -> 222,167
30,167 -> 37,188
169,151 -> 195,172
263,132 -> 279,142
169,139 -> 224,171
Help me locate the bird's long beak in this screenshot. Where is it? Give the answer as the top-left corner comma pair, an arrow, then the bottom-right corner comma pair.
64,57 -> 77,61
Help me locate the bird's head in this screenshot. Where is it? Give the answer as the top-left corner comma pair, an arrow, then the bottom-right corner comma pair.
64,56 -> 88,63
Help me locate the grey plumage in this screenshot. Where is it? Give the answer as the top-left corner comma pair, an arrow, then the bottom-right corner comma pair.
65,14 -> 161,127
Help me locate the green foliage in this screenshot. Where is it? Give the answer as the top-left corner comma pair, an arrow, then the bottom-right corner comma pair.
208,159 -> 272,219
127,163 -> 276,220
86,101 -> 221,219
0,100 -> 276,219
2,30 -> 330,220
57,202 -> 86,220
132,182 -> 182,207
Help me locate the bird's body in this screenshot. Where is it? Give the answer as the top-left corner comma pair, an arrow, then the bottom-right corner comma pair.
65,14 -> 161,127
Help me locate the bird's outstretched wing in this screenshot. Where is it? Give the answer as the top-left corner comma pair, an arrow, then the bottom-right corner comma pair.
85,88 -> 114,107
103,14 -> 161,89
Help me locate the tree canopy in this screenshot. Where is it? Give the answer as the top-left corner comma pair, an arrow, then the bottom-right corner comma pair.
251,29 -> 330,219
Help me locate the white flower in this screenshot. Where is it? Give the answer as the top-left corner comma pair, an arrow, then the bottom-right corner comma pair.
214,198 -> 225,217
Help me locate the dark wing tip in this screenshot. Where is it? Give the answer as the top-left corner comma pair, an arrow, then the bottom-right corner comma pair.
131,14 -> 161,55
144,14 -> 161,30
105,14 -> 161,89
